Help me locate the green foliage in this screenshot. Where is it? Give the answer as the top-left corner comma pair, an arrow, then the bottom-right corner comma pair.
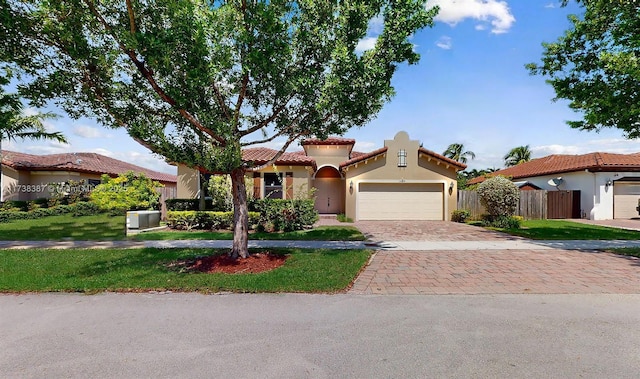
47,179 -> 94,206
254,199 -> 318,232
1,0 -> 438,257
208,175 -> 233,211
480,214 -> 521,229
0,201 -> 101,223
165,198 -> 213,211
527,0 -> 640,138
443,143 -> 475,164
90,172 -> 162,215
503,145 -> 532,167
167,211 -> 260,231
451,209 -> 470,223
477,176 -> 520,217
336,213 -> 353,223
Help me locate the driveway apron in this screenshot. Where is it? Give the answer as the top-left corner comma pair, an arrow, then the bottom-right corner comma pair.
350,221 -> 640,295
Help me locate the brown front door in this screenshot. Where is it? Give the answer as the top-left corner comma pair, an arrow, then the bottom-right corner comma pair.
312,166 -> 344,214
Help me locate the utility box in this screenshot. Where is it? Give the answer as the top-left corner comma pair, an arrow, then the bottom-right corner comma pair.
126,210 -> 161,230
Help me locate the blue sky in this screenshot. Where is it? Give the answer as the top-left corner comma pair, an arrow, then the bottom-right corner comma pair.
7,0 -> 639,174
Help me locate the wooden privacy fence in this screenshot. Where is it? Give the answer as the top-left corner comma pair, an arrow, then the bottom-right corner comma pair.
158,186 -> 177,220
458,190 -> 547,220
458,190 -> 583,220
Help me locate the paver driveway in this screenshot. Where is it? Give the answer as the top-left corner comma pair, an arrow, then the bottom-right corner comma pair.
350,221 -> 640,295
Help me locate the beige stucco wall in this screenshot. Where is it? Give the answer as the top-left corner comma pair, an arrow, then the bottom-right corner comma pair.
260,165 -> 312,199
175,164 -> 312,200
177,165 -> 200,199
303,145 -> 351,169
343,131 -> 459,221
1,166 -> 23,201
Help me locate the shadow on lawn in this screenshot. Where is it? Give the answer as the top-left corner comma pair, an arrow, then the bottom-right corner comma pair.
4,221 -> 122,241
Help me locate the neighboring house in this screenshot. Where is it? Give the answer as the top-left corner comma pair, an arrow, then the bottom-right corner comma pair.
177,131 -> 466,221
1,150 -> 177,202
468,152 -> 640,220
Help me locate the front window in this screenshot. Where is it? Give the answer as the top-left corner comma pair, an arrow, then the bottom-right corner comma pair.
398,149 -> 407,167
264,173 -> 283,199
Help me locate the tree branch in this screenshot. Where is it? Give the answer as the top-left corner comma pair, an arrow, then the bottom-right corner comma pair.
125,0 -> 136,35
82,0 -> 227,147
250,132 -> 306,171
239,94 -> 294,137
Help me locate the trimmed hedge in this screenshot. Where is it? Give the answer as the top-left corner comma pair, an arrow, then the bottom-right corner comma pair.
0,202 -> 102,223
165,198 -> 225,211
167,211 -> 260,230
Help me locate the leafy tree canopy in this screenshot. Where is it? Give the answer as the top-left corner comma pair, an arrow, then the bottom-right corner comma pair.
527,0 -> 640,137
0,0 -> 437,257
504,145 -> 532,167
443,143 -> 475,164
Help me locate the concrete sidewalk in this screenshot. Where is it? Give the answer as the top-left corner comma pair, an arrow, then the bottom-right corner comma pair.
2,239 -> 640,250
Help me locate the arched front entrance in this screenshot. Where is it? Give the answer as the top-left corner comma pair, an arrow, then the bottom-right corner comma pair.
312,166 -> 344,214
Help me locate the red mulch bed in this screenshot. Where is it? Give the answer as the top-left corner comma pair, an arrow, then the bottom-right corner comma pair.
175,252 -> 288,274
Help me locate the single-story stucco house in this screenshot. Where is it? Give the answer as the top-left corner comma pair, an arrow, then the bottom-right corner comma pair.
1,150 -> 177,202
469,152 -> 640,220
177,131 -> 467,221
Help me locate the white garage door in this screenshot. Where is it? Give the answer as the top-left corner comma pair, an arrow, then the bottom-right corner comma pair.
614,182 -> 640,219
357,183 -> 443,220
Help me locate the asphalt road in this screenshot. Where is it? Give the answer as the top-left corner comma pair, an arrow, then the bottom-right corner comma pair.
2,293 -> 639,378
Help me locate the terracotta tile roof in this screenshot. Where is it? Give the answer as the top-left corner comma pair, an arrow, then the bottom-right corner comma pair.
418,147 -> 467,170
2,150 -> 177,183
301,137 -> 356,146
242,147 -> 316,166
339,147 -> 389,169
468,152 -> 640,185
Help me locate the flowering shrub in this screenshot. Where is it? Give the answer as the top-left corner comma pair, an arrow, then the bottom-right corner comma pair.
90,172 -> 162,215
477,176 -> 519,217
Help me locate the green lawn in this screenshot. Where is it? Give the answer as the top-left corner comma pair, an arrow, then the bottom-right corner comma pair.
133,226 -> 365,241
0,214 -> 126,240
494,219 -> 640,240
604,248 -> 640,259
0,247 -> 371,293
0,214 -> 365,242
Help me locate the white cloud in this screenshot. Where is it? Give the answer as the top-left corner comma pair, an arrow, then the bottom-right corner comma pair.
533,138 -> 640,156
353,141 -> 378,152
356,37 -> 378,53
92,149 -> 176,174
428,0 -> 516,34
544,3 -> 557,9
435,36 -> 453,50
72,125 -> 111,139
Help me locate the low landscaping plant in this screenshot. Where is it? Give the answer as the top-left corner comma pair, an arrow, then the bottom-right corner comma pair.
167,210 -> 260,231
254,198 -> 318,232
451,209 -> 470,223
336,213 -> 353,223
480,214 -> 522,229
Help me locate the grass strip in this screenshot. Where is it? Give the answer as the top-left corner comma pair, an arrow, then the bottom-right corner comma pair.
0,247 -> 372,293
491,219 -> 640,240
133,226 -> 365,241
0,214 -> 125,240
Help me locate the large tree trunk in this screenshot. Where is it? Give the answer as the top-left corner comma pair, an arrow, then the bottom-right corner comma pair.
230,168 -> 250,259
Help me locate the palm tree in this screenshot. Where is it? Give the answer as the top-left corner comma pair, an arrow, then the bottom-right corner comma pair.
443,143 -> 476,164
1,82 -> 66,201
504,145 -> 532,167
